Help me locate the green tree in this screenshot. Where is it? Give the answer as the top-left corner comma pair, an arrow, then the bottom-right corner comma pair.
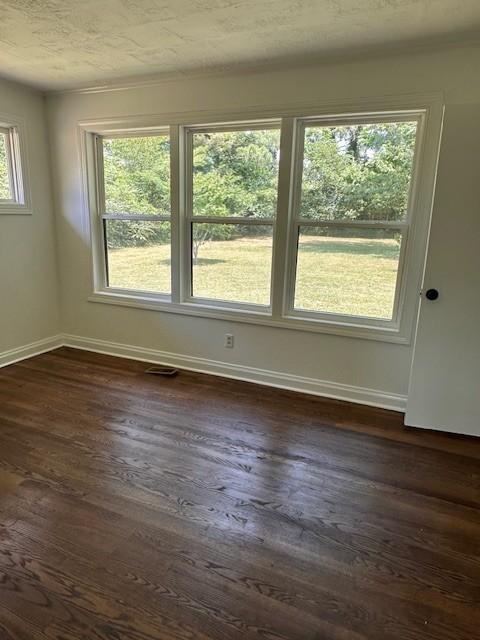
300,122 -> 417,224
103,122 -> 416,252
191,129 -> 280,259
103,135 -> 171,248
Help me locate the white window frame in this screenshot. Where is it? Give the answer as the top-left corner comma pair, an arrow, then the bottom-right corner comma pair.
183,120 -> 281,312
0,116 -> 31,215
96,128 -> 172,298
81,94 -> 443,344
283,112 -> 422,330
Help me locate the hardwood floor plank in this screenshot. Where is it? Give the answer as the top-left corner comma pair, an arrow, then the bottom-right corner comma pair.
0,347 -> 479,639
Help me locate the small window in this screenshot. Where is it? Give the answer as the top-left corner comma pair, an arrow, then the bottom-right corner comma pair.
99,132 -> 171,295
291,118 -> 418,321
0,124 -> 27,212
0,131 -> 13,199
187,124 -> 281,306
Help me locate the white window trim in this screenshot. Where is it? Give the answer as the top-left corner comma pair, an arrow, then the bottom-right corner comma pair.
0,114 -> 32,215
283,112 -> 423,332
79,93 -> 444,344
97,128 -> 172,296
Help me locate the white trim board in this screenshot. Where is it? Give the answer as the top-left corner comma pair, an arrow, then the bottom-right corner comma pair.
0,334 -> 407,412
0,335 -> 64,368
63,334 -> 407,412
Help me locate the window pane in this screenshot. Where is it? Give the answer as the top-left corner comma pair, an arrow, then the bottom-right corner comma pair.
300,121 -> 418,222
294,227 -> 402,319
0,133 -> 12,200
191,223 -> 273,305
103,135 -> 170,216
105,220 -> 171,294
192,127 -> 280,218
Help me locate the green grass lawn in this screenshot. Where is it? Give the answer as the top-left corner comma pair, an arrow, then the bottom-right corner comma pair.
107,234 -> 400,319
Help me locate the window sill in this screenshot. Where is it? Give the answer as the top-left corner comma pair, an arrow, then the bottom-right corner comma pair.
0,203 -> 32,215
88,290 -> 410,344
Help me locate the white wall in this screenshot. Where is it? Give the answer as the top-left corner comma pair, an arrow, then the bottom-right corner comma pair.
0,77 -> 60,354
46,43 -> 480,407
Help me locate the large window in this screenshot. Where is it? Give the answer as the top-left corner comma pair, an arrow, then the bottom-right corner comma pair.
100,132 -> 171,294
0,123 -> 28,213
187,124 -> 280,306
87,105 -> 439,341
290,119 -> 417,321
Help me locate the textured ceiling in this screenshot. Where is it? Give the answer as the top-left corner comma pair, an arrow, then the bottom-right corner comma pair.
0,0 -> 479,91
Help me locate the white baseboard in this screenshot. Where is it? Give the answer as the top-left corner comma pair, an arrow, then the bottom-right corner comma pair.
0,335 -> 64,369
0,333 -> 406,412
63,334 -> 407,412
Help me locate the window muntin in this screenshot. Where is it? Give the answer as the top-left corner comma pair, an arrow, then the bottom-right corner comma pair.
91,110 -> 428,338
187,124 -> 281,307
290,117 -> 419,321
100,132 -> 171,295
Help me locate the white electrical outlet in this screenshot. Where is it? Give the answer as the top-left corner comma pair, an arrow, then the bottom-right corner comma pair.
224,333 -> 234,348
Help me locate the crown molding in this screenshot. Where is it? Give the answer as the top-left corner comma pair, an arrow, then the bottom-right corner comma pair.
50,35 -> 480,97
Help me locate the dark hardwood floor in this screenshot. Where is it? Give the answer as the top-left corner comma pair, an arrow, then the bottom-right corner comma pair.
0,347 -> 479,640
